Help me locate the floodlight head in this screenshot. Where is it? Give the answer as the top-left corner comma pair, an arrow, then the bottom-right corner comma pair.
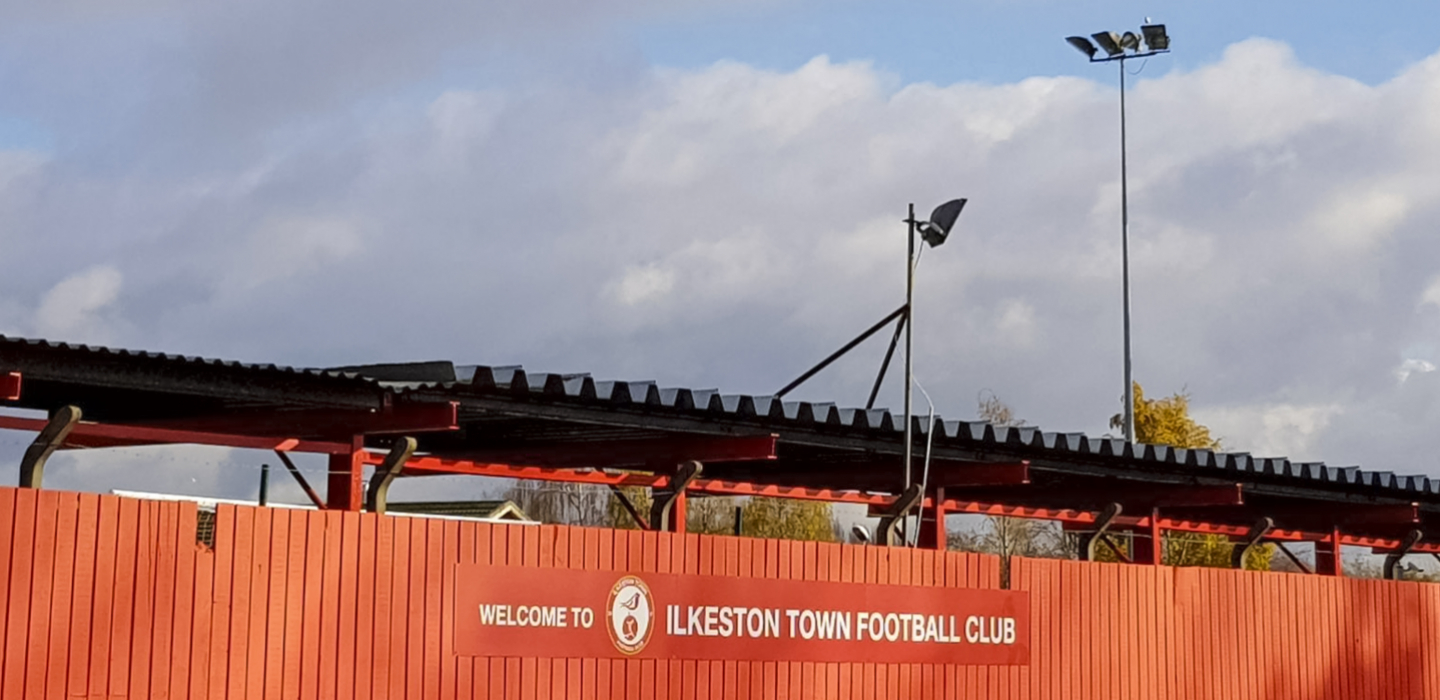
851,525 -> 872,545
917,198 -> 967,248
1120,31 -> 1141,52
1066,36 -> 1098,59
1092,31 -> 1124,56
1141,23 -> 1169,51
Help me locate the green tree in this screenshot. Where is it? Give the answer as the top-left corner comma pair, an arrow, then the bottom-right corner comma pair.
1111,383 -> 1219,451
739,497 -> 836,542
1103,382 -> 1271,571
605,485 -> 653,530
687,496 -> 741,535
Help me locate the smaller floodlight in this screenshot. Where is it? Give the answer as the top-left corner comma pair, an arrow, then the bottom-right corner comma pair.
1092,31 -> 1124,56
1141,24 -> 1169,51
917,198 -> 966,248
1066,36 -> 1098,59
1120,32 -> 1141,51
852,525 -> 873,545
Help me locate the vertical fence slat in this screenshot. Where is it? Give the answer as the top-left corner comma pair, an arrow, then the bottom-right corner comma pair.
169,500 -> 199,700
59,493 -> 97,700
281,510 -> 307,700
224,505 -> 255,700
261,505 -> 289,700
40,492 -> 78,700
207,505 -> 236,700
355,515 -> 377,700
86,495 -> 120,698
244,505 -> 274,700
332,512 -> 358,700
373,515 -> 395,700
441,519 -> 460,700
388,516 -> 412,700
191,535 -> 215,700
20,490 -> 59,700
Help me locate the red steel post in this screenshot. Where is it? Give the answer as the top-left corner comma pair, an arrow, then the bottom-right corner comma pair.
326,436 -> 366,510
916,487 -> 947,550
1314,527 -> 1343,576
1130,508 -> 1163,564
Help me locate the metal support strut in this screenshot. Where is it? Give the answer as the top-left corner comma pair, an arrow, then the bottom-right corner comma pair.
650,461 -> 702,532
363,437 -> 418,514
1230,517 -> 1275,569
607,485 -> 652,531
877,485 -> 923,547
1384,529 -> 1423,580
776,305 -> 908,399
19,405 -> 82,489
1077,503 -> 1123,561
274,450 -> 327,510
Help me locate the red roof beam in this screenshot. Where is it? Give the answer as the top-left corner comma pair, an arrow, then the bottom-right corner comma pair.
126,401 -> 459,439
390,457 -> 665,486
926,461 -> 1030,488
944,483 -> 1243,511
1,372 -> 19,401
0,414 -> 352,454
438,434 -> 777,470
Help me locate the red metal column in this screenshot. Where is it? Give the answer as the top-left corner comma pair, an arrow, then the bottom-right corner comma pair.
916,487 -> 947,550
1130,509 -> 1162,564
1314,527 -> 1343,576
1,372 -> 20,401
326,436 -> 366,511
668,491 -> 687,533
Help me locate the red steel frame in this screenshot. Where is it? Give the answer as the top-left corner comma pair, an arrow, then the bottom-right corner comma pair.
0,372 -> 19,402
1,412 -> 1435,559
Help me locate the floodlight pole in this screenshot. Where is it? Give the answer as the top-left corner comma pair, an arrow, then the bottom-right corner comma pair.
1079,45 -> 1167,443
1118,56 -> 1134,444
903,203 -> 916,540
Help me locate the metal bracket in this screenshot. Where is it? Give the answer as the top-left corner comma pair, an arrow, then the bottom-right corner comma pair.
877,485 -> 923,547
606,484 -> 652,531
1230,517 -> 1275,569
1383,529 -> 1423,580
650,461 -> 702,531
19,405 -> 82,489
1274,541 -> 1313,574
363,437 -> 418,514
1077,503 -> 1123,561
866,310 -> 908,410
274,450 -> 326,510
777,305 -> 907,399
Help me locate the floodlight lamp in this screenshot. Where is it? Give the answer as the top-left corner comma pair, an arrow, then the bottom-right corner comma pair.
917,198 -> 967,248
1092,31 -> 1124,56
1120,32 -> 1141,52
852,525 -> 872,545
1066,36 -> 1098,59
1141,24 -> 1169,51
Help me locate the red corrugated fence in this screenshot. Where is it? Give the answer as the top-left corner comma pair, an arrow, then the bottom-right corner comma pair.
1,487 -> 1438,698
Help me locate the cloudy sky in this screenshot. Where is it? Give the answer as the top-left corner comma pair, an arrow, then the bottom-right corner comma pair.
4,0 -> 1440,500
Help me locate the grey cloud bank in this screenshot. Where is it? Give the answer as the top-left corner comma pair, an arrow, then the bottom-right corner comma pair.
3,2 -> 1440,497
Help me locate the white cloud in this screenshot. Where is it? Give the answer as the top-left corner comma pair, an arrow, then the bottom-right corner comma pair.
12,29 -> 1440,496
1396,358 -> 1436,383
1193,402 -> 1343,461
612,264 -> 676,306
1420,275 -> 1440,309
32,265 -> 123,342
994,299 -> 1036,349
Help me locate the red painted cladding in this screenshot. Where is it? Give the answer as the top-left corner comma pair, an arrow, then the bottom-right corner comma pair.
2,484 -> 1440,698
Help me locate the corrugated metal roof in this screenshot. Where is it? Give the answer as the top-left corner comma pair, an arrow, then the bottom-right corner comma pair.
0,335 -> 377,385
358,360 -> 1440,499
4,335 -> 1437,501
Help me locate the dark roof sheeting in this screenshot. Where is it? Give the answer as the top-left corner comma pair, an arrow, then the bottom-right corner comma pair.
5,335 -> 1438,502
